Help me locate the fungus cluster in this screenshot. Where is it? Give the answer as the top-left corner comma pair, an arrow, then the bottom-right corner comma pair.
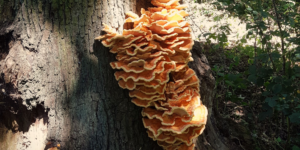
96,0 -> 207,149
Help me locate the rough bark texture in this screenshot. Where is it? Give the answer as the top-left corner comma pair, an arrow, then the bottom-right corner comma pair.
189,42 -> 230,150
0,0 -> 227,150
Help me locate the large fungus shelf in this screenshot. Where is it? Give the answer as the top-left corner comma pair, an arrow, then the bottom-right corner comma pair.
96,0 -> 207,149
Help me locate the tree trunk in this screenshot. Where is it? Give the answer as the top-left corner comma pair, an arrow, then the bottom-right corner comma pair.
0,0 -> 229,150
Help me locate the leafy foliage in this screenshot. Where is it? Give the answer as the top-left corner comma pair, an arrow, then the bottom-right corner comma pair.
198,0 -> 300,149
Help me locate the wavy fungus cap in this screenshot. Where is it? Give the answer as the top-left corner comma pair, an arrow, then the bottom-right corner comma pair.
95,0 -> 208,149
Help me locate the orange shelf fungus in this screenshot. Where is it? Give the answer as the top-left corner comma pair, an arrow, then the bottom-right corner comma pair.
95,0 -> 207,149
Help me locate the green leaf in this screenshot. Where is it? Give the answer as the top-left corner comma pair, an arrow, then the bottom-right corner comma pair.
258,21 -> 267,30
265,97 -> 277,107
247,30 -> 253,36
249,65 -> 256,75
248,75 -> 257,84
258,54 -> 269,63
225,80 -> 235,86
217,72 -> 224,77
256,78 -> 264,86
213,16 -> 221,21
241,38 -> 247,43
271,52 -> 281,60
295,53 -> 300,60
272,84 -> 282,94
213,44 -> 220,49
293,145 -> 300,150
248,59 -> 254,64
228,74 -> 237,81
241,102 -> 248,106
289,113 -> 300,124
289,17 -> 295,27
203,33 -> 212,37
276,137 -> 282,142
246,23 -> 252,30
261,11 -> 268,18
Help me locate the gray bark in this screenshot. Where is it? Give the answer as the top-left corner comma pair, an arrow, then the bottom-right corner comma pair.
0,0 -> 226,150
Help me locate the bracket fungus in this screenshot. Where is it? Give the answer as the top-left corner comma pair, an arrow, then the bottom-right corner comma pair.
95,0 -> 207,149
